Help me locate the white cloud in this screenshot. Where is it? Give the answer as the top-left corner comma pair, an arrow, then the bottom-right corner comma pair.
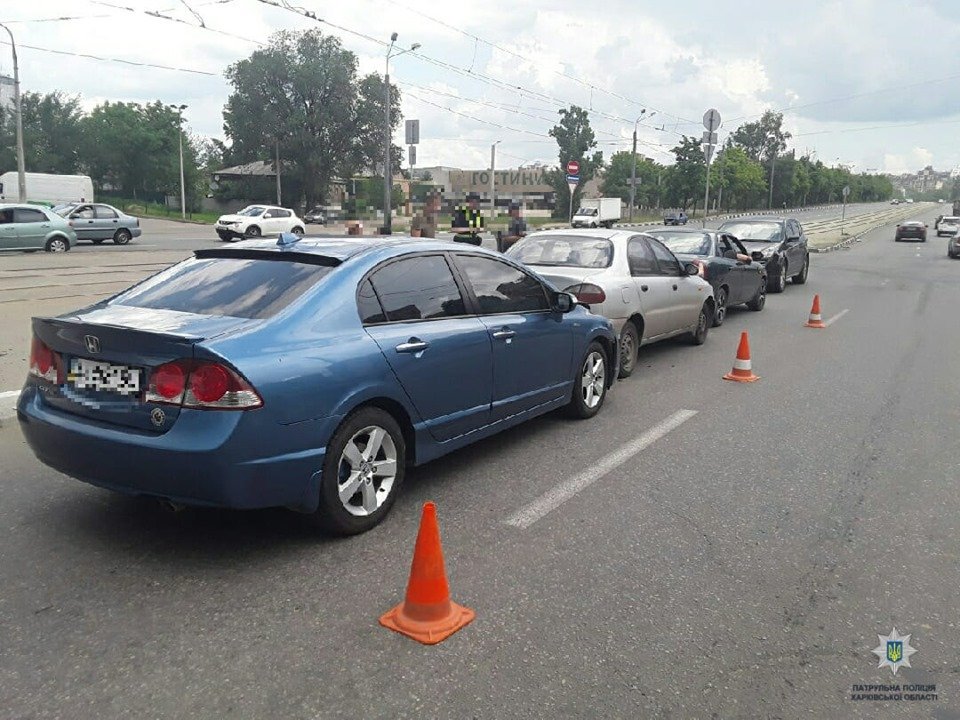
883,147 -> 934,174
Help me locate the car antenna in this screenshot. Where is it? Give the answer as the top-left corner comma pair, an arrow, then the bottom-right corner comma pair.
277,232 -> 301,249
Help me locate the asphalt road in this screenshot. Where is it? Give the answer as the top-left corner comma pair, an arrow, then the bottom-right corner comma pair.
1,205 -> 958,719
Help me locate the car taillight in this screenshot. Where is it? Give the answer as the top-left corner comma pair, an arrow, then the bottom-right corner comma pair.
146,360 -> 262,410
29,336 -> 61,383
563,283 -> 607,305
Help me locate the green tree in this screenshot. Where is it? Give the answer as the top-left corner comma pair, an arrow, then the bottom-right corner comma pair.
712,147 -> 766,211
663,136 -> 706,212
728,111 -> 791,163
547,105 -> 604,218
224,29 -> 401,208
600,151 -> 663,211
0,92 -> 84,174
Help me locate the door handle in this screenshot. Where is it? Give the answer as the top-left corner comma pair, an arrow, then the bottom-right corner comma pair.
492,328 -> 516,340
672,284 -> 678,291
640,285 -> 649,292
395,338 -> 429,353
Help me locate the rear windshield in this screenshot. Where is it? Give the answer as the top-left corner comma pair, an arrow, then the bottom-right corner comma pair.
648,231 -> 711,255
719,221 -> 782,241
112,257 -> 333,319
507,234 -> 613,268
942,217 -> 960,222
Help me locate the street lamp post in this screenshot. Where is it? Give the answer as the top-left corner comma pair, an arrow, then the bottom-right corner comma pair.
0,23 -> 26,202
383,33 -> 420,234
628,111 -> 646,222
169,104 -> 187,220
490,140 -> 501,219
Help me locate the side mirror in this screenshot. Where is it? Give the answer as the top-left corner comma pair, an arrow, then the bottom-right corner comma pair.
684,262 -> 699,276
751,251 -> 765,262
553,292 -> 575,313
723,249 -> 738,260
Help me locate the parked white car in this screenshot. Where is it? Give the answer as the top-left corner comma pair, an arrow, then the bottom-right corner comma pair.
936,216 -> 959,237
215,205 -> 305,241
507,228 -> 715,378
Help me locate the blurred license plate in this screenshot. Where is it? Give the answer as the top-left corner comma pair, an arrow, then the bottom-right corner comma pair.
69,358 -> 141,396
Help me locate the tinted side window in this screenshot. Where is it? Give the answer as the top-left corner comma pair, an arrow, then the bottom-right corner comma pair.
357,279 -> 387,325
790,220 -> 802,238
627,237 -> 657,276
455,255 -> 550,314
95,205 -> 118,219
275,209 -> 291,218
14,208 -> 47,224
369,256 -> 466,322
648,238 -> 681,276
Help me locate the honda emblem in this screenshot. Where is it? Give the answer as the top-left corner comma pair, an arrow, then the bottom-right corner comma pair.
84,335 -> 101,354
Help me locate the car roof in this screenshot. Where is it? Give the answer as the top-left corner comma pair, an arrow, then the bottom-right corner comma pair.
645,225 -> 713,235
901,220 -> 925,226
197,235 -> 507,263
720,216 -> 787,223
526,227 -> 634,240
0,203 -> 51,210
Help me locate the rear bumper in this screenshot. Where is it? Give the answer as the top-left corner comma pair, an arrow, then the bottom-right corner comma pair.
17,385 -> 339,512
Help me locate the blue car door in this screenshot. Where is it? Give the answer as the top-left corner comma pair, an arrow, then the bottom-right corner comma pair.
452,253 -> 572,421
361,254 -> 494,442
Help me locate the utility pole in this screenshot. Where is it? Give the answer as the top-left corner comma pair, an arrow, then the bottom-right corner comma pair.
275,139 -> 282,205
383,33 -> 421,234
490,140 -> 501,219
0,23 -> 26,202
628,111 -> 645,221
169,104 -> 188,219
768,155 -> 776,209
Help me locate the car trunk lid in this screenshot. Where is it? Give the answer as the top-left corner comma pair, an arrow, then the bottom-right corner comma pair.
32,306 -> 254,432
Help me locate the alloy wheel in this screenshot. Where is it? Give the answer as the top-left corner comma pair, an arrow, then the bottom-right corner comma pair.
580,351 -> 606,409
336,425 -> 398,517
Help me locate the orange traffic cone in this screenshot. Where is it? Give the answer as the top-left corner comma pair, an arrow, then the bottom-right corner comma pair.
805,295 -> 826,328
379,502 -> 475,645
723,331 -> 760,383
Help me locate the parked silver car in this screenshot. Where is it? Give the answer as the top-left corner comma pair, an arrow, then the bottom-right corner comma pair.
53,203 -> 142,245
507,229 -> 715,378
0,203 -> 77,252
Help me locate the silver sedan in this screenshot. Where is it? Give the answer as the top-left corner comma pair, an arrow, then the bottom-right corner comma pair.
53,202 -> 142,245
507,228 -> 716,378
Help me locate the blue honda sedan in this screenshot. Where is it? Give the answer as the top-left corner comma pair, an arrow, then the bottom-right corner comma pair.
18,236 -> 617,534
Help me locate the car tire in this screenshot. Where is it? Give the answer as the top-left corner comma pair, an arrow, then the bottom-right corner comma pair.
291,226 -> 304,236
244,225 -> 261,238
113,228 -> 132,245
746,281 -> 766,312
689,302 -> 710,345
45,236 -> 69,253
617,322 -> 639,379
769,262 -> 787,293
92,238 -> 105,245
713,286 -> 728,327
792,255 -> 809,284
565,342 -> 608,419
311,407 -> 406,536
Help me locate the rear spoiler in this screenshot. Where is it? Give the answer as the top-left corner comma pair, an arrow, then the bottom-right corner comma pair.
195,248 -> 341,267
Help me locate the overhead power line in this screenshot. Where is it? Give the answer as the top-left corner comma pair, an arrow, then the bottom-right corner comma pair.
1,0 -> 235,24
90,0 -> 260,45
391,0 -> 699,129
0,39 -> 218,75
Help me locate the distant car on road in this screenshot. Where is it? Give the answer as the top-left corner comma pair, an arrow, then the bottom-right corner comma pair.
646,227 -> 767,326
948,230 -> 960,259
215,205 -> 305,241
507,228 -> 715,379
890,199 -> 901,205
935,216 -> 959,237
895,221 -> 927,242
716,216 -> 810,293
303,207 -> 327,225
0,203 -> 77,253
53,202 -> 142,245
663,211 -> 688,226
18,236 -> 616,534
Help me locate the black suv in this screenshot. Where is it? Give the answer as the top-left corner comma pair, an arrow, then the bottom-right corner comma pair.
716,216 -> 809,293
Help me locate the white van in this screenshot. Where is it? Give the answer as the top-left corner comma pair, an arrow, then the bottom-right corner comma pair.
0,172 -> 94,206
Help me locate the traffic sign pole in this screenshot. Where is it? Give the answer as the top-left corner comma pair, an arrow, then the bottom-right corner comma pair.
566,160 -> 580,224
701,109 -> 721,226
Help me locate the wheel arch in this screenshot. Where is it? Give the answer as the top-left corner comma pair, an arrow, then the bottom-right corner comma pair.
350,397 -> 418,466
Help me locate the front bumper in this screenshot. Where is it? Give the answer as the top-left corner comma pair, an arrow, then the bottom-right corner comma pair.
17,385 -> 339,512
215,225 -> 245,239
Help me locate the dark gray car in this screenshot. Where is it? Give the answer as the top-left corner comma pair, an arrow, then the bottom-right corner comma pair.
716,216 -> 810,293
54,203 -> 142,245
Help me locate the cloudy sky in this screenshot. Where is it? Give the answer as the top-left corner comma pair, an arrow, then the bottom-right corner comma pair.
2,0 -> 959,174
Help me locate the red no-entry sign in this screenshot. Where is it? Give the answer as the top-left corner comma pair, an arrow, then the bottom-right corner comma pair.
566,160 -> 580,176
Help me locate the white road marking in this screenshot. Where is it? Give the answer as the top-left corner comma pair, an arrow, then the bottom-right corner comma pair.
506,409 -> 699,529
0,390 -> 20,399
824,309 -> 850,327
